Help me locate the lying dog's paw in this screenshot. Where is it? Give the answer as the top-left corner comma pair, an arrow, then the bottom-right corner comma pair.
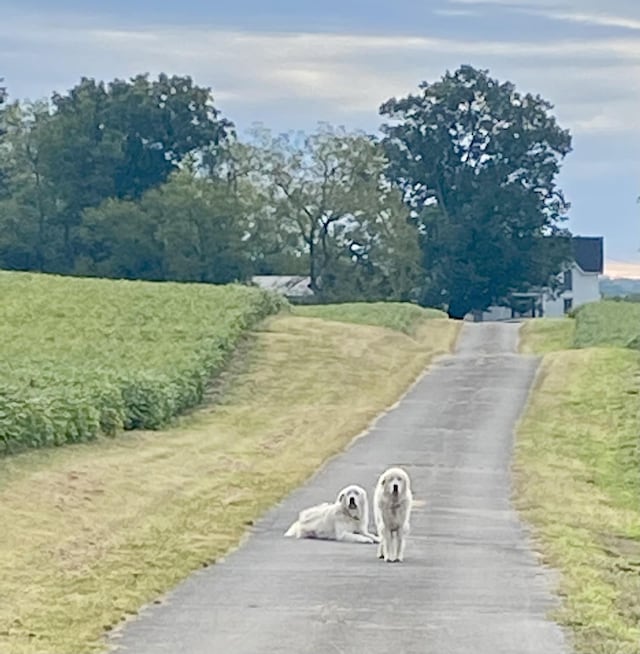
370,534 -> 381,544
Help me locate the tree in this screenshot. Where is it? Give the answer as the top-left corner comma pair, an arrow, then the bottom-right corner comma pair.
35,74 -> 232,270
242,124 -> 422,301
380,65 -> 573,318
0,101 -> 63,272
77,169 -> 252,284
0,78 -> 8,194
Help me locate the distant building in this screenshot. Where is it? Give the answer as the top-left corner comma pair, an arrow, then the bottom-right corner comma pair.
251,275 -> 314,299
542,236 -> 603,317
470,235 -> 604,321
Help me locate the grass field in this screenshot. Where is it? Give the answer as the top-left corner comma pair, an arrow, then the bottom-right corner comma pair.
572,301 -> 640,349
0,272 -> 283,453
293,302 -> 446,335
516,304 -> 640,653
0,299 -> 459,654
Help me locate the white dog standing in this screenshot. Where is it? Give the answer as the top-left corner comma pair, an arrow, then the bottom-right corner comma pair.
284,484 -> 379,544
374,466 -> 413,562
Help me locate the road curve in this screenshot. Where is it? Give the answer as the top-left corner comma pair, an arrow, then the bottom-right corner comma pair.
111,322 -> 569,654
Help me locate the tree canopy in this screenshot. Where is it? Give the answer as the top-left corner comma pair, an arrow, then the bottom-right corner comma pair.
238,125 -> 421,301
0,66 -> 575,311
380,65 -> 573,318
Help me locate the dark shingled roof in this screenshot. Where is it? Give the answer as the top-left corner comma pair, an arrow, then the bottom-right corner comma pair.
572,236 -> 603,274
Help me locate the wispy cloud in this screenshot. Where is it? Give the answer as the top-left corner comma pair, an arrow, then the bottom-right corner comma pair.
516,9 -> 640,31
449,0 -> 640,31
2,17 -> 640,139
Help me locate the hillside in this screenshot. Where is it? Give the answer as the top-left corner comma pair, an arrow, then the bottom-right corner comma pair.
599,276 -> 640,298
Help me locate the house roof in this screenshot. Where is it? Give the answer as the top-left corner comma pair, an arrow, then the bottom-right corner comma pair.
572,236 -> 603,274
252,275 -> 314,297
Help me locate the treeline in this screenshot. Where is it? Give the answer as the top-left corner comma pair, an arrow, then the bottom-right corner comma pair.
0,66 -> 573,317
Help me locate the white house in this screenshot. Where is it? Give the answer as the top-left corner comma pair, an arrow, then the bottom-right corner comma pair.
542,236 -> 603,317
470,235 -> 604,321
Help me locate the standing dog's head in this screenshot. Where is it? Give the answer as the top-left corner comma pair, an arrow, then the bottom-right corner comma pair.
336,484 -> 368,521
377,467 -> 411,499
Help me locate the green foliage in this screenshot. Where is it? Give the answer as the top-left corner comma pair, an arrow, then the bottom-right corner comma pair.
39,74 -> 231,206
294,302 -> 446,335
572,301 -> 640,349
239,124 -> 422,301
380,65 -> 573,319
0,74 -> 231,274
0,272 -> 285,454
77,169 -> 253,283
0,101 -> 65,271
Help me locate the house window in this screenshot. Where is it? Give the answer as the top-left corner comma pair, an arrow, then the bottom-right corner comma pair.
563,298 -> 573,314
563,269 -> 573,291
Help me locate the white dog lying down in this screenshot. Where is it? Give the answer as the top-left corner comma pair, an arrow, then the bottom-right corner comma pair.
374,466 -> 413,562
284,484 -> 380,544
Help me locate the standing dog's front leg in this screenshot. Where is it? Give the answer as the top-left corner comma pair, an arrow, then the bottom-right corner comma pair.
387,530 -> 397,562
382,530 -> 395,562
397,526 -> 409,562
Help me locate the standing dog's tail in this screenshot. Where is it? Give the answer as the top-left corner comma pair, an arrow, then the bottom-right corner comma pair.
284,521 -> 300,538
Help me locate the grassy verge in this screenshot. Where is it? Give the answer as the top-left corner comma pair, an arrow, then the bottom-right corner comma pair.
293,302 -> 446,335
572,301 -> 640,349
519,318 -> 575,354
0,309 -> 459,654
516,317 -> 640,653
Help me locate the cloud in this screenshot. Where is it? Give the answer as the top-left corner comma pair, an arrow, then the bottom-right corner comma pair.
449,0 -> 640,30
1,6 -> 637,260
534,11 -> 640,30
2,15 -> 640,142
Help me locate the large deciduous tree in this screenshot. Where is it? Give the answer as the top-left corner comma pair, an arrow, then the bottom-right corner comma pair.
241,124 -> 421,301
380,65 -> 573,319
36,74 -> 232,269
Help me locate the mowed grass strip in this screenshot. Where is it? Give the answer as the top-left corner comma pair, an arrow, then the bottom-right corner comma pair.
0,308 -> 459,654
0,272 -> 283,453
572,300 -> 640,349
293,302 -> 446,335
516,316 -> 640,653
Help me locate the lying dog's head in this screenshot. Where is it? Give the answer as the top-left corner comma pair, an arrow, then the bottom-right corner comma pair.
378,466 -> 411,499
337,484 -> 368,520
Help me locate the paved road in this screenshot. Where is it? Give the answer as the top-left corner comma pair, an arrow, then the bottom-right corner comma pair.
112,322 -> 569,654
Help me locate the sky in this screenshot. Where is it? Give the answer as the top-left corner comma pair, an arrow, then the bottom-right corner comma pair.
2,0 -> 640,277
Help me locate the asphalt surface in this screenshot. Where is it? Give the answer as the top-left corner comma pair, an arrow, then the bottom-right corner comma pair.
112,322 -> 569,654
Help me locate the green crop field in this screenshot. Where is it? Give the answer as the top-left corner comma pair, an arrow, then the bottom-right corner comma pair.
0,272 -> 284,454
572,300 -> 640,349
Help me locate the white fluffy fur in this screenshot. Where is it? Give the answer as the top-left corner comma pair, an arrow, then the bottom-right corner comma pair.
374,466 -> 413,562
284,484 -> 379,544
